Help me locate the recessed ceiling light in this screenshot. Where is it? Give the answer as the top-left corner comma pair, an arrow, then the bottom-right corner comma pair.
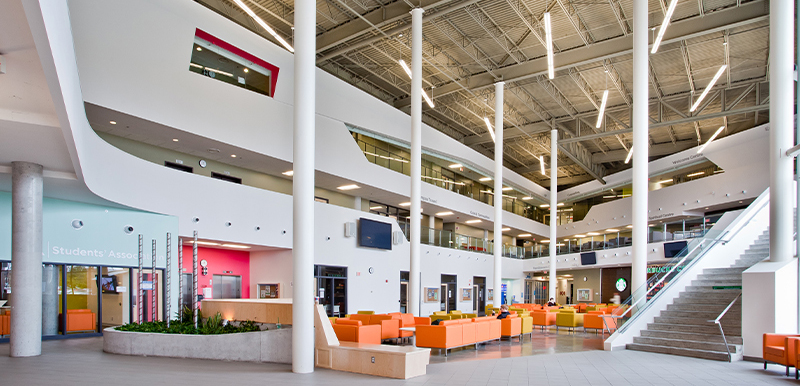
522,197 -> 532,200
282,170 -> 294,176
626,225 -> 633,228
109,121 -> 117,125
221,244 -> 250,249
337,184 -> 360,190
479,177 -> 492,182
172,138 -> 179,142
193,241 -> 220,246
243,68 -> 249,73
501,227 -> 511,231
196,47 -> 202,51
369,206 -> 383,210
587,232 -> 600,236
449,163 -> 463,168
436,211 -> 453,216
502,187 -> 513,191
574,234 -> 586,238
231,154 -> 237,158
606,229 -> 619,232
518,233 -> 532,237
399,202 -> 411,207
541,240 -> 551,243
465,219 -> 481,224
540,204 -> 549,208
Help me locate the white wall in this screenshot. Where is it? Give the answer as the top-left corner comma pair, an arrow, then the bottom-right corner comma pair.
249,249 -> 293,299
742,259 -> 799,358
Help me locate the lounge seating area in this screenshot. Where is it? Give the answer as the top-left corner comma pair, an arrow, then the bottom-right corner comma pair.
763,333 -> 800,377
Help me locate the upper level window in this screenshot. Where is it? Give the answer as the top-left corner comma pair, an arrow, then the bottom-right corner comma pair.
189,29 -> 279,98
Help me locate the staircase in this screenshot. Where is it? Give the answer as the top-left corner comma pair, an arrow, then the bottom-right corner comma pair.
626,230 -> 770,361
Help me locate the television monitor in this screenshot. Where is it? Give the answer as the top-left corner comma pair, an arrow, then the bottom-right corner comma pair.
580,252 -> 597,265
359,218 -> 392,250
101,276 -> 117,293
664,241 -> 689,258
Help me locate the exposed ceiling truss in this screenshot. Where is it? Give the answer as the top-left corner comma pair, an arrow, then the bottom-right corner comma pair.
197,0 -> 772,189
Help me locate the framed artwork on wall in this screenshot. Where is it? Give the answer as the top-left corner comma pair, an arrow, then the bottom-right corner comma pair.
460,288 -> 472,302
577,288 -> 592,302
424,287 -> 440,303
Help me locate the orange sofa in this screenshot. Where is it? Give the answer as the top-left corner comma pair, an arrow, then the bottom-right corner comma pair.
65,309 -> 96,332
531,309 -> 556,330
791,338 -> 800,379
332,319 -> 381,344
347,314 -> 401,342
764,333 -> 800,376
416,317 -> 502,355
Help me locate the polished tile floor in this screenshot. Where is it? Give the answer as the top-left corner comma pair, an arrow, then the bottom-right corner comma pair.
0,332 -> 791,386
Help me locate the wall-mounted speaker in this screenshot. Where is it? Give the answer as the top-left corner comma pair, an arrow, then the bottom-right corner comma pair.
344,222 -> 356,237
393,231 -> 404,245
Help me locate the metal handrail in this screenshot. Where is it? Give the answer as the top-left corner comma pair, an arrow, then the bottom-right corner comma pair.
707,292 -> 741,363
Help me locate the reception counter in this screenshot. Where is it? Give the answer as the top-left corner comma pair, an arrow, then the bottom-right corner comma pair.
201,298 -> 292,324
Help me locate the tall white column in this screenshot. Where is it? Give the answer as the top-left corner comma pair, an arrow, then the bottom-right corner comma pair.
769,0 -> 793,263
493,81 -> 505,304
631,0 -> 648,296
292,0 -> 315,373
408,7 -> 424,317
549,129 -> 557,302
353,196 -> 362,211
10,161 -> 43,357
796,0 -> 800,332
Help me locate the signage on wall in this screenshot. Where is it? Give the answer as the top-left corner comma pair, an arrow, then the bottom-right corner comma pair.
421,196 -> 438,204
469,211 -> 490,220
615,278 -> 628,292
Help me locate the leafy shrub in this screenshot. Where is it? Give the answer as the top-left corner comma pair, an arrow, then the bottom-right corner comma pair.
116,311 -> 262,335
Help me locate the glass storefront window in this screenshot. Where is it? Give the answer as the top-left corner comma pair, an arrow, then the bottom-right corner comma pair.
101,267 -> 130,328
64,265 -> 98,334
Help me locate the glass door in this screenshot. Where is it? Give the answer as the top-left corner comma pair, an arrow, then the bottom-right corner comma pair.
100,267 -> 129,328
64,265 -> 99,333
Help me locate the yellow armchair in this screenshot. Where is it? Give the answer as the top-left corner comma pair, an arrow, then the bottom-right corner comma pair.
555,309 -> 584,332
520,315 -> 533,340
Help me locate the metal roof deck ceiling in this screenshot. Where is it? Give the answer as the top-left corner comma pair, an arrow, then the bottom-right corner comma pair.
198,0 -> 772,189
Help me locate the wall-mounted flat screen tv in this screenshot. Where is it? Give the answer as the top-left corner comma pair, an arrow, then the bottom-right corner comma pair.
664,241 -> 688,258
359,218 -> 392,250
580,252 -> 597,265
101,276 -> 117,293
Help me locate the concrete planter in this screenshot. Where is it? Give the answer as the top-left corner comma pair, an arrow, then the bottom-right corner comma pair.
103,326 -> 292,364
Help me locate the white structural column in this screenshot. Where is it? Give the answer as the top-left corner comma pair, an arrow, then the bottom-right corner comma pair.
630,0 -> 648,296
769,0 -> 793,263
493,81 -> 504,304
428,215 -> 435,244
354,196 -> 362,211
10,161 -> 43,357
292,0 -> 315,373
408,7 -> 424,317
549,129 -> 557,301
796,0 -> 800,333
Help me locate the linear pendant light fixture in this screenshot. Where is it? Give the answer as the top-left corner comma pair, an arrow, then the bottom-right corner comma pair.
544,12 -> 555,79
651,0 -> 679,54
398,60 -> 435,108
539,155 -> 546,175
690,65 -> 727,112
231,0 -> 294,53
624,146 -> 633,164
697,126 -> 725,153
595,90 -> 609,128
483,116 -> 496,142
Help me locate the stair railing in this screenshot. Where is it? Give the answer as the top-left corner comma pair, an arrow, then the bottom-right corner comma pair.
707,292 -> 741,363
609,189 -> 770,334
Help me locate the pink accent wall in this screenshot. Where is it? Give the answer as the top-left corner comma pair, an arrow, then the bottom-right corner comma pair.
182,246 -> 250,299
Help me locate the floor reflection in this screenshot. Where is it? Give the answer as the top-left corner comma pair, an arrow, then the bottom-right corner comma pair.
427,328 -> 607,364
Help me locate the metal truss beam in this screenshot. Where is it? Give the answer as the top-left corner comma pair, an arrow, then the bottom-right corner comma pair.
395,0 -> 767,109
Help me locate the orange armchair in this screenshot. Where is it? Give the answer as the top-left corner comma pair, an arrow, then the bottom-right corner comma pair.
369,314 -> 401,342
531,309 -> 556,330
584,311 -> 615,334
764,333 -> 800,376
65,309 -> 96,332
0,314 -> 8,336
332,319 -> 381,344
500,314 -> 522,340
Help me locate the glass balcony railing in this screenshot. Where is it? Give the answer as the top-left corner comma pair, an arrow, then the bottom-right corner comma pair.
395,213 -> 727,260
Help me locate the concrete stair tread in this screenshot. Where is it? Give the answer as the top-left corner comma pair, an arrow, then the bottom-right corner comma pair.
640,330 -> 743,345
632,336 -> 742,353
647,322 -> 740,335
626,343 -> 737,361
